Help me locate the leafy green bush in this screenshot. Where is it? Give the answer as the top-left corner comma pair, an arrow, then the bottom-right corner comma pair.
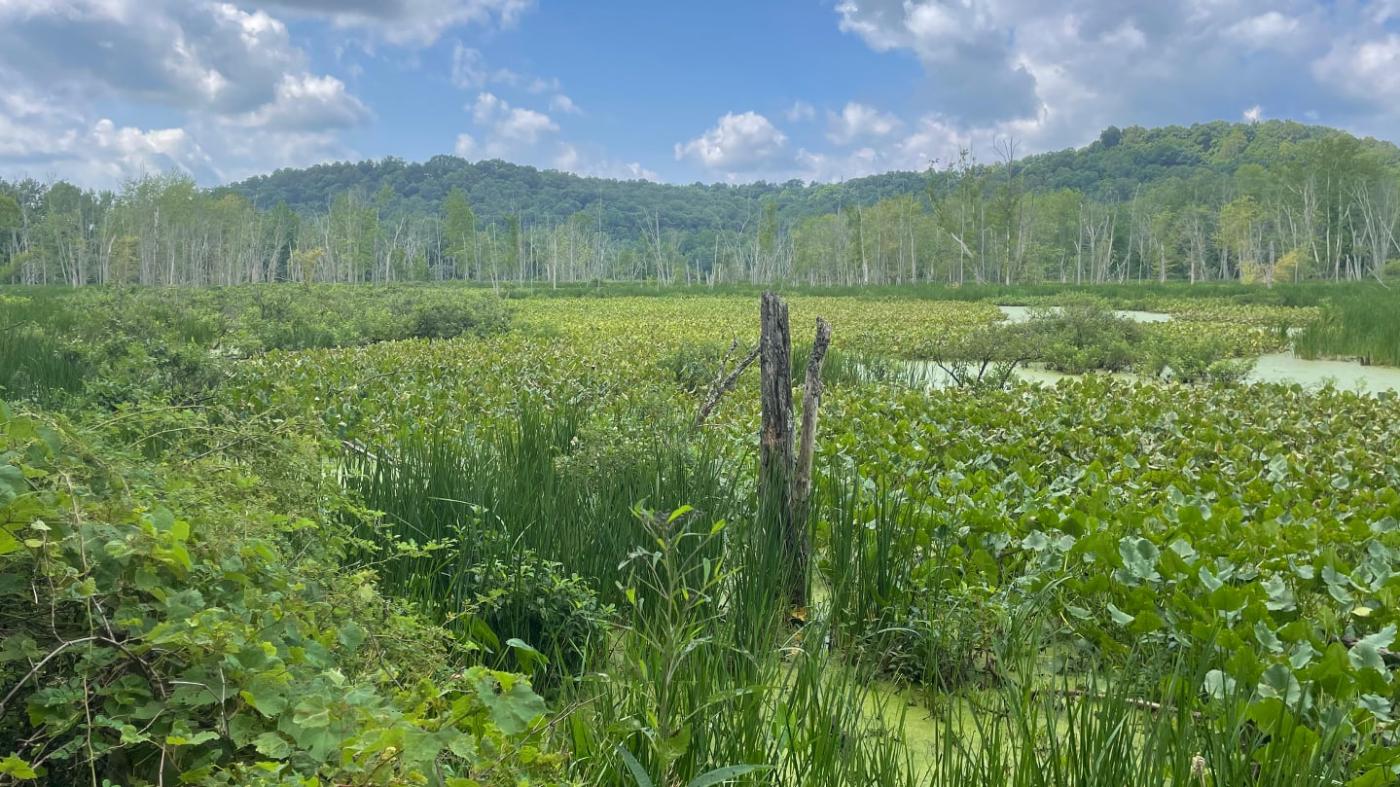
0,404 -> 566,786
408,298 -> 513,340
1031,299 -> 1143,374
925,322 -> 1039,388
1144,333 -> 1257,383
461,544 -> 609,688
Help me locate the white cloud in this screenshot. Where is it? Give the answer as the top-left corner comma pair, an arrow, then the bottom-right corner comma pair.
1226,12 -> 1303,51
499,107 -> 558,143
0,97 -> 222,186
256,0 -> 535,46
1243,105 -> 1263,123
0,0 -> 375,185
527,76 -> 561,94
449,43 -> 573,119
471,92 -> 507,125
451,44 -> 488,88
549,94 -> 582,115
465,91 -> 559,157
831,0 -> 1381,155
0,0 -> 304,115
1314,34 -> 1400,104
674,111 -> 789,173
827,102 -> 902,144
455,133 -> 478,158
231,74 -> 371,131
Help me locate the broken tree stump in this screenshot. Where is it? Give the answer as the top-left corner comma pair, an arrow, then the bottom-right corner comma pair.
757,293 -> 831,614
758,292 -> 799,608
792,316 -> 832,539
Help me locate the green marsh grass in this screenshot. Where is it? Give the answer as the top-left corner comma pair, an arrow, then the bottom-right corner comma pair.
1296,289 -> 1400,366
345,395 -> 1370,786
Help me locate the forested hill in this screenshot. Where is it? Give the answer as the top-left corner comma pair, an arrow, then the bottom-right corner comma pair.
227,157 -> 927,235
227,120 -> 1400,231
8,118 -> 1400,288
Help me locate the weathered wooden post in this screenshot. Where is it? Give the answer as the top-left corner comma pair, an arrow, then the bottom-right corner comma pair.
757,293 -> 797,608
757,292 -> 831,614
792,316 -> 832,535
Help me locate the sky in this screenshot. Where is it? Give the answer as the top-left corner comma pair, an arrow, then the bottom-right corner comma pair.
3,0 -> 1400,189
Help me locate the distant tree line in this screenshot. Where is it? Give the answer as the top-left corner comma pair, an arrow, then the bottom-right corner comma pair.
3,120 -> 1399,287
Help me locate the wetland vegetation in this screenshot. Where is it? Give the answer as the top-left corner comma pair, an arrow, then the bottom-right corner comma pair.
2,281 -> 1399,785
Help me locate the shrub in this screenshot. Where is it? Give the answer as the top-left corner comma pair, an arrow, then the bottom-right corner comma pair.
925,322 -> 1039,388
0,404 -> 566,786
460,545 -> 610,688
408,297 -> 513,340
1145,333 -> 1257,383
1031,299 -> 1143,374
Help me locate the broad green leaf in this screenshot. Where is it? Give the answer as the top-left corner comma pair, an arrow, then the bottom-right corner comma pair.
1262,575 -> 1295,612
0,755 -> 37,779
1203,669 -> 1236,700
1348,625 -> 1396,674
1257,664 -> 1302,706
1107,603 -> 1134,626
253,732 -> 292,759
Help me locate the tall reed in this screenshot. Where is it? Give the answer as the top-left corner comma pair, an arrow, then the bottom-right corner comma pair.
1295,290 -> 1400,366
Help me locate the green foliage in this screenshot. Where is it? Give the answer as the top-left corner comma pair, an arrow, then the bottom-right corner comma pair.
0,404 -> 567,785
1030,298 -> 1144,374
408,297 -> 513,340
5,282 -> 1399,786
924,322 -> 1039,388
0,286 -> 516,407
817,373 -> 1400,776
459,541 -> 609,687
1296,290 -> 1400,367
659,341 -> 731,395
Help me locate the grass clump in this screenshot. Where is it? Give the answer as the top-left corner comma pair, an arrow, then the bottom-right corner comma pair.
1295,289 -> 1400,366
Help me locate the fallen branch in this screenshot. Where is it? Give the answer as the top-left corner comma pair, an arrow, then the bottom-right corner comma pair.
694,342 -> 760,427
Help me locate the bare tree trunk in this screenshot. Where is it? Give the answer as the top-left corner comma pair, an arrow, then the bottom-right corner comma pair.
758,292 -> 799,610
791,317 -> 832,550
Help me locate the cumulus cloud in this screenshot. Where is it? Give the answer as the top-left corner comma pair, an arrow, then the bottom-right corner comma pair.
837,0 -> 1039,123
230,74 -> 371,131
0,0 -> 372,185
256,0 -> 535,46
0,1 -> 302,114
827,102 -> 902,144
463,91 -> 559,159
831,0 -> 1386,156
0,91 -> 221,185
1314,34 -> 1400,104
674,111 -> 789,174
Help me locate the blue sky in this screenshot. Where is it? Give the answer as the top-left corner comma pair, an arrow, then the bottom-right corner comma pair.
2,0 -> 1400,188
